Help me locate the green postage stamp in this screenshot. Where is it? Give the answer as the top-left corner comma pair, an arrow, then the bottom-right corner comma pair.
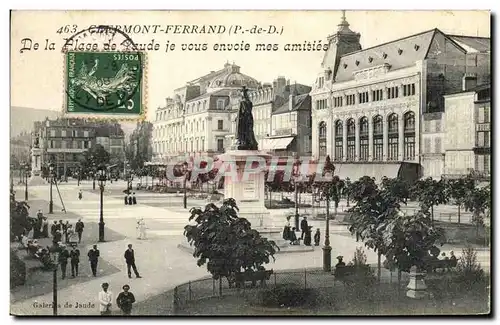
65,51 -> 144,116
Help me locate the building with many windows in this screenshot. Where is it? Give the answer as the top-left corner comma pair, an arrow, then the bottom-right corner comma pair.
443,83 -> 490,179
34,118 -> 95,178
311,12 -> 490,182
152,62 -> 261,163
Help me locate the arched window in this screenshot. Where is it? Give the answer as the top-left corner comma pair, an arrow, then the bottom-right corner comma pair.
346,119 -> 355,161
359,117 -> 369,161
334,120 -> 343,161
388,113 -> 399,160
318,121 -> 327,157
404,111 -> 416,160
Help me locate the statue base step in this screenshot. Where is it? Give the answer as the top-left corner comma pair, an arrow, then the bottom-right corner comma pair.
28,175 -> 48,186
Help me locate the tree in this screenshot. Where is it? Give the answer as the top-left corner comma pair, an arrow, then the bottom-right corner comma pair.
381,177 -> 410,205
184,199 -> 279,283
464,185 -> 490,237
446,177 -> 475,224
382,210 -> 446,273
343,177 -> 353,207
348,176 -> 401,281
83,144 -> 110,173
10,197 -> 31,241
410,177 -> 448,223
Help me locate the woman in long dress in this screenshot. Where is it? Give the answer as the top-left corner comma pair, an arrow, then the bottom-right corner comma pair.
136,218 -> 147,240
282,216 -> 291,240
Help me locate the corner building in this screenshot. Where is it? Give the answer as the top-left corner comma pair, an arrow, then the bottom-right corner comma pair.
311,14 -> 490,182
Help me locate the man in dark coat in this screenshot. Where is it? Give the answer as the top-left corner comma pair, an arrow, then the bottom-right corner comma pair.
70,246 -> 80,277
132,193 -> 137,205
58,245 -> 70,279
50,221 -> 58,238
88,245 -> 100,277
128,195 -> 133,205
75,219 -> 84,244
300,216 -> 309,240
124,193 -> 129,205
53,230 -> 62,245
124,244 -> 142,279
116,284 -> 136,315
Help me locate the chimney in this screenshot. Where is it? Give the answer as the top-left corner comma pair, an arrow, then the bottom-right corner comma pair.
462,73 -> 477,91
289,93 -> 295,111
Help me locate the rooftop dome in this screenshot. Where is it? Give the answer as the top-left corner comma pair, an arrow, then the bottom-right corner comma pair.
208,63 -> 260,89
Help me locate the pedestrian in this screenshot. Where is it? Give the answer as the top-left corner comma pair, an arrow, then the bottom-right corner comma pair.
78,189 -> 83,200
42,217 -> 49,238
53,230 -> 62,245
124,244 -> 142,279
75,219 -> 84,244
50,221 -> 58,238
282,216 -> 291,241
70,245 -> 80,277
57,220 -> 64,232
58,245 -> 70,279
304,226 -> 312,246
116,284 -> 136,315
300,216 -> 309,240
136,218 -> 147,240
314,228 -> 321,246
98,283 -> 113,316
124,193 -> 129,205
132,192 -> 137,205
128,194 -> 133,205
88,244 -> 100,277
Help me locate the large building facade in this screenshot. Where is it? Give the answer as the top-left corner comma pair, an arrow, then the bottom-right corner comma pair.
443,84 -> 490,179
310,14 -> 490,182
152,62 -> 261,162
152,64 -> 313,163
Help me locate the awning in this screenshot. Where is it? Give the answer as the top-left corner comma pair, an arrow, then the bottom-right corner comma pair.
333,163 -> 402,182
260,137 -> 295,150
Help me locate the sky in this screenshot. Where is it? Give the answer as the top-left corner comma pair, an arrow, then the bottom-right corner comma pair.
11,10 -> 490,122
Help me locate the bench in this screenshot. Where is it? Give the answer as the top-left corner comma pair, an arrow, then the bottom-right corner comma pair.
231,270 -> 274,288
427,258 -> 458,273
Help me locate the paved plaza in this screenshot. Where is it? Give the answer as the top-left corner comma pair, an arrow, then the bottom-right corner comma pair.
10,180 -> 490,315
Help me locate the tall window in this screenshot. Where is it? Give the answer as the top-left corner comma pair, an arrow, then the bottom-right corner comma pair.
318,121 -> 327,157
333,96 -> 343,107
358,91 -> 369,104
403,83 -> 416,96
334,120 -> 343,161
372,89 -> 383,101
346,118 -> 355,161
316,99 -> 327,110
359,117 -> 369,161
387,86 -> 399,99
346,94 -> 356,106
388,113 -> 399,160
373,115 -> 383,161
217,119 -> 223,130
404,111 -> 416,160
217,139 -> 224,152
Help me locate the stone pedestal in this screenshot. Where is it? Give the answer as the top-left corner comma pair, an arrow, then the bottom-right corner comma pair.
28,147 -> 47,186
217,150 -> 274,229
406,266 -> 428,299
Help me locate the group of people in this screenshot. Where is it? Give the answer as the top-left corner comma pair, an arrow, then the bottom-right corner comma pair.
99,283 -> 136,315
50,219 -> 85,246
282,215 -> 321,247
124,192 -> 138,206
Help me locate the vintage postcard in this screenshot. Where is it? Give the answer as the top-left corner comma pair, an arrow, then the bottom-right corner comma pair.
10,10 -> 491,316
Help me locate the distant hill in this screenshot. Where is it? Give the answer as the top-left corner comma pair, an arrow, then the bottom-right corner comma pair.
10,107 -> 62,137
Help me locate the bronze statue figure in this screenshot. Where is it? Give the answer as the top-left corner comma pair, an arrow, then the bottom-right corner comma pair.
235,86 -> 258,150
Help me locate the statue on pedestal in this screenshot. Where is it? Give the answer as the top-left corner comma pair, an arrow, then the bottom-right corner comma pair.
33,133 -> 40,148
235,86 -> 258,151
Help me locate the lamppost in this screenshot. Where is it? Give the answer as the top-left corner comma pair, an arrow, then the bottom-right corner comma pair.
50,248 -> 59,316
97,164 -> 107,242
77,167 -> 81,187
19,163 -> 24,184
314,169 -> 342,272
49,163 -> 54,214
182,162 -> 189,209
10,164 -> 14,194
24,164 -> 29,201
292,158 -> 301,230
92,162 -> 96,190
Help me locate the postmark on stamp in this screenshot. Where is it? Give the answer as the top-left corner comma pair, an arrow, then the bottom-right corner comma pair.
63,25 -> 145,118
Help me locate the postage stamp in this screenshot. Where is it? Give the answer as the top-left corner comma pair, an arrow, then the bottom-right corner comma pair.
63,25 -> 146,119
65,51 -> 143,115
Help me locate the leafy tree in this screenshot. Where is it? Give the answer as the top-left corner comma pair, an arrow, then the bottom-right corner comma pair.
464,185 -> 490,236
410,177 -> 448,223
383,210 -> 446,273
82,144 -> 110,173
381,177 -> 411,205
348,176 -> 401,281
10,197 -> 31,241
446,177 -> 475,224
343,177 -> 353,206
184,199 -> 279,283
